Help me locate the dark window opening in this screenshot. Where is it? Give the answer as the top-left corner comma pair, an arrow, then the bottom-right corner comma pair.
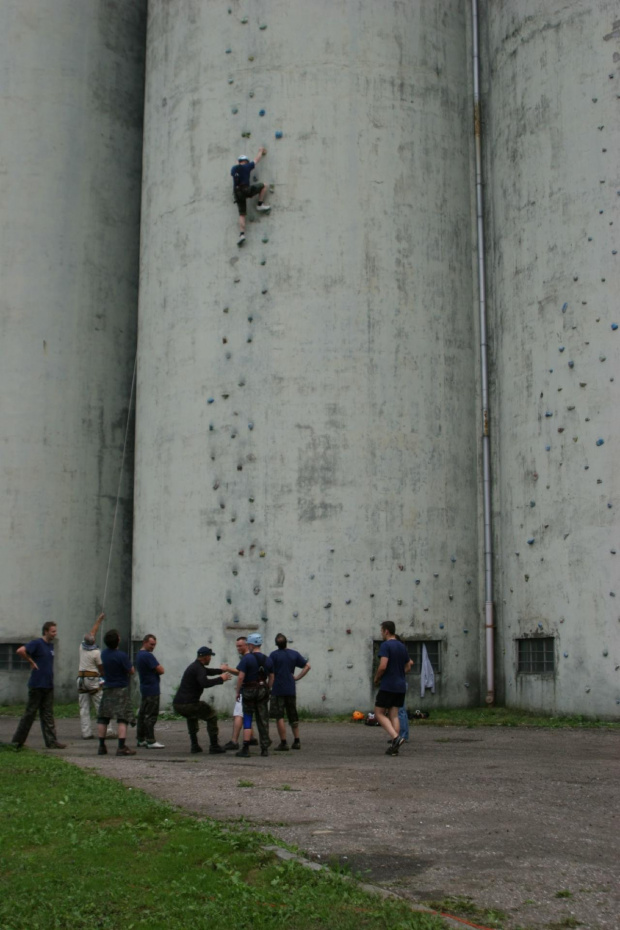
0,644 -> 32,672
372,639 -> 441,676
517,637 -> 555,674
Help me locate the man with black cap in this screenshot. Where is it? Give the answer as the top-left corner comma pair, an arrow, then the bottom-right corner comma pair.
172,647 -> 231,754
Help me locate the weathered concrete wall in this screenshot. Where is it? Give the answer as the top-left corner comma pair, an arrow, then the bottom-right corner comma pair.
482,2 -> 619,716
134,1 -> 480,711
0,1 -> 146,701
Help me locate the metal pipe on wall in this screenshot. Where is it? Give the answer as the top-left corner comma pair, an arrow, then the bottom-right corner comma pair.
471,0 -> 495,704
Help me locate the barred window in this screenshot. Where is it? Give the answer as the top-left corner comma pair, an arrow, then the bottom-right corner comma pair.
0,644 -> 32,672
517,637 -> 555,674
372,639 -> 441,676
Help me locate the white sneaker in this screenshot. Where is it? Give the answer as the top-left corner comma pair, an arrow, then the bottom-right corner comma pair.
237,232 -> 246,246
256,204 -> 271,213
146,741 -> 165,749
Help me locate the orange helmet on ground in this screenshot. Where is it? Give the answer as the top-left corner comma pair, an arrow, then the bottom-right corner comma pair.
352,710 -> 364,721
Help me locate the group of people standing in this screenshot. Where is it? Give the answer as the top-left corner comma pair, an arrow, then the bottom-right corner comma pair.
169,632 -> 310,757
10,621 -> 312,759
10,619 -> 411,759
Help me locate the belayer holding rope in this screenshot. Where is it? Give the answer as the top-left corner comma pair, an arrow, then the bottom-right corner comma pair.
231,147 -> 270,246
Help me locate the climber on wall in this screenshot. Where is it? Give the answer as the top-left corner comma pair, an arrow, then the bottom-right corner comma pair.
231,147 -> 270,246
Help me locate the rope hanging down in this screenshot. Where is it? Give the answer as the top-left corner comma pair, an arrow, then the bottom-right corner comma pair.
101,353 -> 137,612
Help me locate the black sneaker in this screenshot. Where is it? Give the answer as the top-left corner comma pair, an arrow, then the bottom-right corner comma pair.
223,741 -> 239,751
291,741 -> 300,750
235,747 -> 250,758
97,745 -> 108,755
394,736 -> 405,750
261,748 -> 269,757
274,742 -> 289,751
209,744 -> 226,754
385,744 -> 398,756
190,744 -> 203,754
249,738 -> 259,746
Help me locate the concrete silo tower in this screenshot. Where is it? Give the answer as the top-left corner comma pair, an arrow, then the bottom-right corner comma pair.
0,1 -> 146,699
134,1 -> 481,710
482,2 -> 619,715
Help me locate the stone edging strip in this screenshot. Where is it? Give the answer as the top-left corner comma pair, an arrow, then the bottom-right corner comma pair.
262,845 -> 497,930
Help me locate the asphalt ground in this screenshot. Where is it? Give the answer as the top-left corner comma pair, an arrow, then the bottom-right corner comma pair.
2,715 -> 618,930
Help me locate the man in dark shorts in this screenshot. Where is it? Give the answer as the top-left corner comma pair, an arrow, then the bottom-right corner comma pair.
11,621 -> 66,749
97,629 -> 135,757
373,621 -> 412,756
172,647 -> 231,754
269,633 -> 311,751
231,147 -> 270,246
135,633 -> 165,749
234,633 -> 273,758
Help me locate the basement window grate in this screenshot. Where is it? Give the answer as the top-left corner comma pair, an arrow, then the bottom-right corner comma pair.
0,644 -> 32,671
517,637 -> 555,674
372,639 -> 441,676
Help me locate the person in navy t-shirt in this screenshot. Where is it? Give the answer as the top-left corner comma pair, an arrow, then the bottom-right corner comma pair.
374,621 -> 412,756
12,621 -> 65,749
231,147 -> 271,246
97,629 -> 135,757
269,634 -> 311,751
234,633 -> 274,757
135,633 -> 165,749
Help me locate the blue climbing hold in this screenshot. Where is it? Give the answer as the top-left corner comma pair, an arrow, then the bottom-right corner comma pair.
259,109 -> 266,116
248,422 -> 254,430
561,302 -> 568,312
275,130 -> 283,139
612,323 -> 618,330
226,48 -> 231,54
529,501 -> 536,507
596,438 -> 605,446
568,360 -> 574,368
439,623 -> 444,629
563,652 -> 569,658
545,445 -> 551,451
207,397 -> 215,404
451,556 -> 456,563
558,346 -> 565,352
527,538 -> 535,545
545,411 -> 553,417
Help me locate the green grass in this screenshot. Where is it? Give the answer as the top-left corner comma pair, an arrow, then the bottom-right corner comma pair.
1,703 -> 617,728
0,747 -> 446,930
305,706 -> 619,729
425,895 -> 506,928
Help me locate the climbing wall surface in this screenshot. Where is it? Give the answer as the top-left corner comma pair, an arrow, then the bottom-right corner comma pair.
0,1 -> 146,700
483,2 -> 619,716
134,1 -> 480,711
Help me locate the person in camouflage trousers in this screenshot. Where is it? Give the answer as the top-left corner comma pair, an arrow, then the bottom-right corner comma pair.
233,633 -> 274,758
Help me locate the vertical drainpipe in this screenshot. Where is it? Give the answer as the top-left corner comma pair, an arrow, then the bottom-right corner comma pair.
471,0 -> 495,704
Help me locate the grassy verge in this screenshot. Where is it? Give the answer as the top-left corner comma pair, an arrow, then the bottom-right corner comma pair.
0,747 -> 445,930
1,703 -> 617,728
295,706 -> 620,728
